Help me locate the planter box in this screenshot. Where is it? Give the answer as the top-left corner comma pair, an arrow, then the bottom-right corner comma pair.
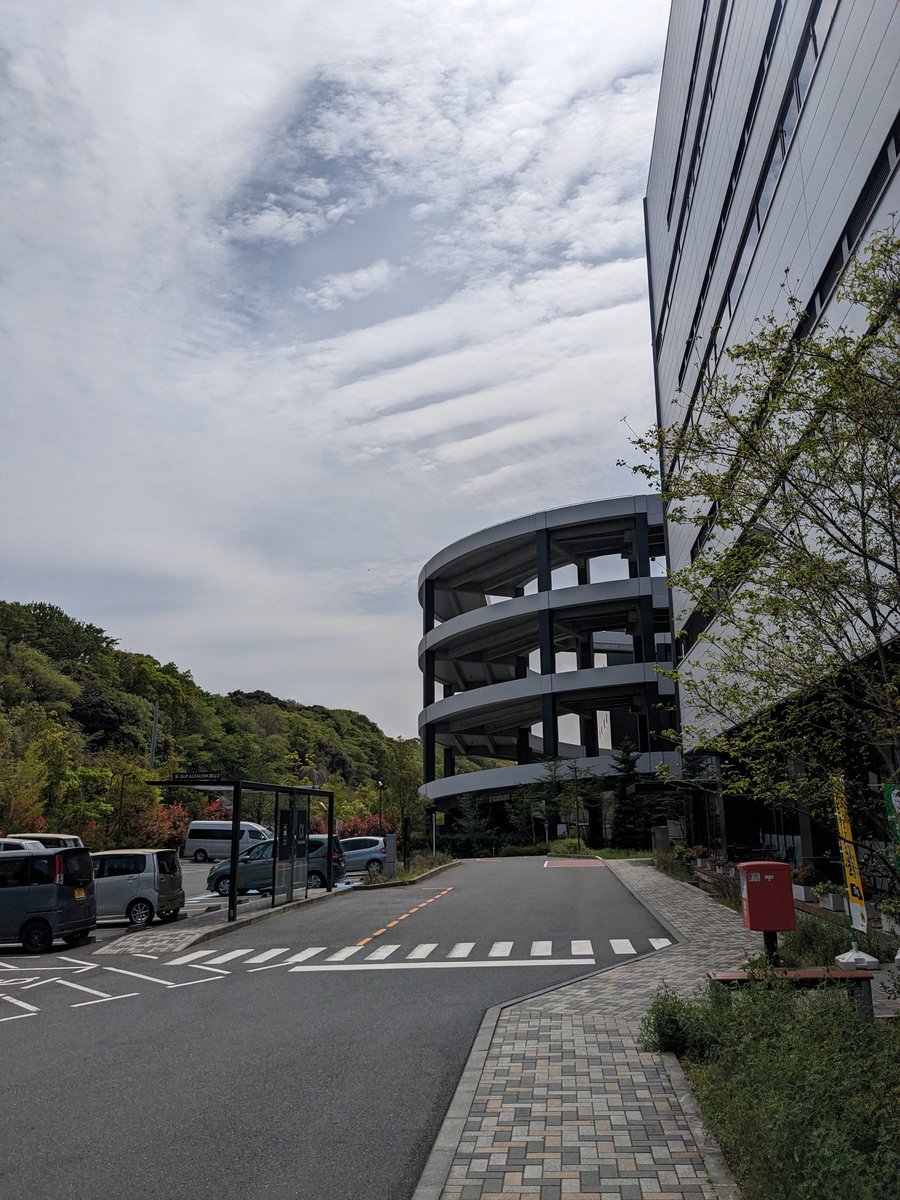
792,884 -> 816,903
817,892 -> 846,911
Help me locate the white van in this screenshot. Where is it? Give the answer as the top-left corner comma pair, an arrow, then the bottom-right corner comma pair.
183,820 -> 271,862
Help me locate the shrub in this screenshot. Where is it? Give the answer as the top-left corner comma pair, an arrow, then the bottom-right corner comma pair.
642,979 -> 900,1200
791,863 -> 819,886
778,914 -> 888,965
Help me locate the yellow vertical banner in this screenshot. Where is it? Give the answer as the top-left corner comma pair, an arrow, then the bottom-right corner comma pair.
831,776 -> 867,935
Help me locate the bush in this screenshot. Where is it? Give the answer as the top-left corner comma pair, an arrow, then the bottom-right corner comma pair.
642,979 -> 900,1200
778,914 -> 889,965
655,850 -> 695,882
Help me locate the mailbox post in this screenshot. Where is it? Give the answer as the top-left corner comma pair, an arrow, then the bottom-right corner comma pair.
738,861 -> 795,961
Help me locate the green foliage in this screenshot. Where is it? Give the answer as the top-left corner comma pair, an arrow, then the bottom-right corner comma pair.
641,980 -> 900,1200
626,227 -> 900,833
778,914 -> 889,965
654,850 -> 695,882
609,740 -> 651,849
0,599 -> 403,845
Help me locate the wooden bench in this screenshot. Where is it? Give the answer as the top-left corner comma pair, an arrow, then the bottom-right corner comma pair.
708,968 -> 874,1018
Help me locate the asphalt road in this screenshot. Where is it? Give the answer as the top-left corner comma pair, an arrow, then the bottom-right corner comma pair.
1,857 -> 672,1200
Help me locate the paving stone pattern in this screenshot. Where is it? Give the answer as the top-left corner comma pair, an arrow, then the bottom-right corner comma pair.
417,861 -> 761,1200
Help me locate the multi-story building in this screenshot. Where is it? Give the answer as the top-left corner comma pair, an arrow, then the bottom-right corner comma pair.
418,497 -> 679,809
644,0 -> 899,854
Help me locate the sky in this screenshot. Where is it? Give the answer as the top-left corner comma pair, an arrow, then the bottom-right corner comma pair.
1,1 -> 670,738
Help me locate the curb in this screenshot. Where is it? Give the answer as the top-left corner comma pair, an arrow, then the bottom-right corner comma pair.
354,860 -> 460,889
101,880 -> 358,953
662,1052 -> 743,1200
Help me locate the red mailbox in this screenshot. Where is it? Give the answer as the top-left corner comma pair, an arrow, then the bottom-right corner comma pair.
738,861 -> 795,932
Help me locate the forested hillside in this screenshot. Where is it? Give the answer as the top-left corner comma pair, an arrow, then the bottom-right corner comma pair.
0,600 -> 422,848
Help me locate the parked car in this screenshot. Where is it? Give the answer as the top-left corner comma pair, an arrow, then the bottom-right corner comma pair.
0,847 -> 96,953
91,849 -> 185,925
340,835 -> 387,874
0,837 -> 46,852
7,832 -> 84,849
206,834 -> 345,897
183,819 -> 272,862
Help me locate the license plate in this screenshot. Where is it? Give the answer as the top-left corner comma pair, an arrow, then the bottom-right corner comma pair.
74,887 -> 86,900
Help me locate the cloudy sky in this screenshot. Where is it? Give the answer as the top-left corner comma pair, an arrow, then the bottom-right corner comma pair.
1,1 -> 669,737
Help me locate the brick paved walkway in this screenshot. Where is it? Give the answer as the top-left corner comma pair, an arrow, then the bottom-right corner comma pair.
414,860 -> 762,1200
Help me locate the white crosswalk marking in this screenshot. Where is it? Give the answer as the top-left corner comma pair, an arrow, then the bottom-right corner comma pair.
284,947 -> 325,964
245,948 -> 289,964
650,937 -> 672,949
166,950 -> 216,966
571,940 -> 593,956
447,942 -> 475,958
407,943 -> 437,960
610,939 -> 636,955
530,941 -> 552,957
205,949 -> 254,965
488,941 -> 513,958
327,946 -> 363,962
366,944 -> 400,961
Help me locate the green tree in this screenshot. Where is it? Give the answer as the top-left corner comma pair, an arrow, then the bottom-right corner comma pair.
628,227 -> 900,849
455,794 -> 490,855
609,740 -> 648,849
382,737 -> 426,833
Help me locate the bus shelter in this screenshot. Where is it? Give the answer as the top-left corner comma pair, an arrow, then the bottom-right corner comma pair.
151,774 -> 335,922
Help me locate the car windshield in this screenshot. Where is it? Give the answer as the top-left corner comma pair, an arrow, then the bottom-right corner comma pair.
244,841 -> 273,861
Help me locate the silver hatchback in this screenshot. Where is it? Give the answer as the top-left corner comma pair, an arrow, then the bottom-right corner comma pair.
92,849 -> 185,925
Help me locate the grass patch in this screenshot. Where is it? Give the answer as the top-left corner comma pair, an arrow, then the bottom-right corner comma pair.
594,847 -> 651,859
358,852 -> 454,884
641,979 -> 900,1199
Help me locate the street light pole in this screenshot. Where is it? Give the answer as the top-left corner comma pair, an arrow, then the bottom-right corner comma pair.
377,780 -> 383,834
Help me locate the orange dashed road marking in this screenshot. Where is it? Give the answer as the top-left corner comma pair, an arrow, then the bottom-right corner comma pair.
356,886 -> 453,945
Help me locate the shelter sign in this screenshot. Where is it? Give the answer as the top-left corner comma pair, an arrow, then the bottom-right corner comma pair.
831,776 -> 866,935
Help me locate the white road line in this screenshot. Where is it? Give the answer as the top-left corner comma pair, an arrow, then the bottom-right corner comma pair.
167,976 -> 225,989
21,978 -> 60,990
531,941 -> 553,957
488,941 -> 513,958
571,940 -> 593,956
365,944 -> 400,961
56,956 -> 97,969
191,964 -> 231,974
245,948 -> 289,964
166,950 -> 217,966
610,939 -> 636,955
102,966 -> 174,986
407,943 -> 437,960
650,937 -> 672,949
0,1011 -> 38,1022
204,949 -> 254,965
327,946 -> 363,962
54,980 -> 112,999
287,959 -> 596,973
1,994 -> 40,1012
132,953 -> 160,960
284,947 -> 326,964
447,943 -> 474,958
71,993 -> 139,1008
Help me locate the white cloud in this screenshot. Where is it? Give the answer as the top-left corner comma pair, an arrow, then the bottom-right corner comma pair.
0,0 -> 668,735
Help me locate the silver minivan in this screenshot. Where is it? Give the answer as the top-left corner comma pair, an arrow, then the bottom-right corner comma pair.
183,820 -> 272,862
0,848 -> 96,952
92,849 -> 185,925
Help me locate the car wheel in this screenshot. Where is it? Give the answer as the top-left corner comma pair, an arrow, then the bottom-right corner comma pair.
126,899 -> 154,926
158,910 -> 180,924
21,920 -> 53,953
215,877 -> 231,897
366,860 -> 383,874
62,931 -> 90,947
193,849 -> 208,863
307,871 -> 325,889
